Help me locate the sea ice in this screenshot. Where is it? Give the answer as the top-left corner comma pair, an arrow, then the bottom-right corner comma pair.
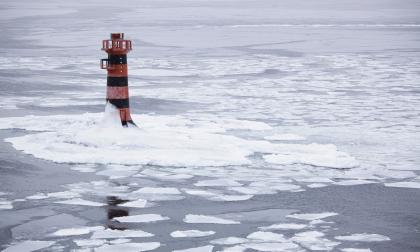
133,187 -> 181,194
114,214 -> 169,223
333,180 -> 376,186
170,230 -> 215,238
210,237 -> 249,245
264,134 -> 306,141
292,231 -> 340,251
0,200 -> 13,210
287,212 -> 338,221
94,242 -> 160,252
384,181 -> 420,189
54,198 -> 105,207
0,112 -> 358,169
110,239 -> 132,244
119,199 -> 148,208
259,223 -> 307,230
335,233 -> 390,242
50,226 -> 104,236
194,179 -> 243,187
246,231 -> 287,242
73,239 -> 105,247
91,229 -> 154,239
172,245 -> 214,252
1,240 -> 56,252
341,248 -> 372,252
183,214 -> 240,224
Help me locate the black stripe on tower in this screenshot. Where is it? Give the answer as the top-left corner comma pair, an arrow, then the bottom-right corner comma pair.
107,77 -> 128,87
107,99 -> 130,108
108,54 -> 127,65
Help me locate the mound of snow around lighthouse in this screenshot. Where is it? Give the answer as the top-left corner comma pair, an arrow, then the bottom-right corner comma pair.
0,104 -> 358,168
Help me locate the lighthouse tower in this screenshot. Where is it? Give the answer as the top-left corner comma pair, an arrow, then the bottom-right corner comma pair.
101,33 -> 136,127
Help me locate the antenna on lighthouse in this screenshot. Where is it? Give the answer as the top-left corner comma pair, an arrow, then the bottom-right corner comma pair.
101,33 -> 136,127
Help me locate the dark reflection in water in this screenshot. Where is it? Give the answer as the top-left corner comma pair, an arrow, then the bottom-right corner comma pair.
106,196 -> 129,230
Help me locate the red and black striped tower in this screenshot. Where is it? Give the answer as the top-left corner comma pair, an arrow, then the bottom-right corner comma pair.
101,33 -> 136,127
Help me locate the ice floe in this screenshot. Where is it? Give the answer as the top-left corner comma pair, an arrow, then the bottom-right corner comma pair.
210,237 -> 249,245
94,242 -> 160,252
287,212 -> 338,221
170,230 -> 215,238
2,240 -> 56,252
0,200 -> 13,210
341,248 -> 372,252
54,198 -> 105,207
194,179 -> 242,187
173,245 -> 214,252
50,226 -> 104,236
0,111 -> 358,169
292,231 -> 340,251
119,199 -> 148,208
259,223 -> 307,230
183,214 -> 240,224
73,239 -> 105,247
91,229 -> 154,239
113,214 -> 169,223
335,233 -> 390,242
384,181 -> 420,189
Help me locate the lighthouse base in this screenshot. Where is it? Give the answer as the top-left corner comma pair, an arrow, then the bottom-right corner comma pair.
104,102 -> 136,128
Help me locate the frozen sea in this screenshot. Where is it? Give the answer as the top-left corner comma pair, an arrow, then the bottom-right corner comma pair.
1,0 -> 420,251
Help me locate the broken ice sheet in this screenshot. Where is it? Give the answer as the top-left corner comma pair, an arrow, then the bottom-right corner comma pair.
50,226 -> 104,236
287,212 -> 338,221
183,214 -> 240,224
2,240 -> 56,252
94,242 -> 160,252
113,214 -> 169,223
335,233 -> 390,242
170,230 -> 216,238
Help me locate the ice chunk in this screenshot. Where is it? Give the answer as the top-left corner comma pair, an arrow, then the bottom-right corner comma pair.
119,199 -> 148,208
210,237 -> 249,245
341,248 -> 372,252
91,229 -> 154,239
259,223 -> 307,230
50,226 -> 104,236
73,239 -> 105,247
173,245 -> 214,252
307,183 -> 328,188
335,233 -> 390,242
170,230 -> 215,238
246,231 -> 286,242
333,180 -> 376,186
292,231 -> 340,251
184,214 -> 240,224
384,182 -> 420,189
2,240 -> 55,252
242,242 -> 300,251
0,200 -> 13,210
95,242 -> 160,252
264,143 -> 359,169
110,239 -> 132,244
114,214 -> 169,223
54,198 -> 105,207
194,179 -> 243,187
287,212 -> 338,221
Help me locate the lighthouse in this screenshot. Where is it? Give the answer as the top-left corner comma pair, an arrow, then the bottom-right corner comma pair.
101,33 -> 136,127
